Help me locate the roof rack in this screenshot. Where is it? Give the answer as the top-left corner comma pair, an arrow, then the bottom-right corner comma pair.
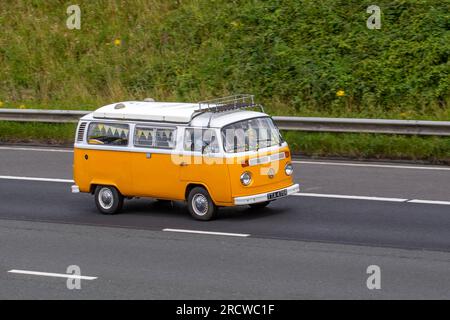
197,94 -> 264,114
192,94 -> 265,127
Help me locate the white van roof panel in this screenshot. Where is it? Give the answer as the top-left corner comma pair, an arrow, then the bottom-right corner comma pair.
89,100 -> 268,127
190,110 -> 268,128
93,101 -> 200,123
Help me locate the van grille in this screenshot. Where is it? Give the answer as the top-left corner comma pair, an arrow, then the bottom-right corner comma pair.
77,122 -> 87,142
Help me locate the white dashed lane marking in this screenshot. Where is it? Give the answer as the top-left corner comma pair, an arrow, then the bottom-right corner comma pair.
1,175 -> 448,206
163,228 -> 250,237
8,269 -> 97,280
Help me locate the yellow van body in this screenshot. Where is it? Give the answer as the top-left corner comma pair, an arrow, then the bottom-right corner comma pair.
72,97 -> 299,218
73,145 -> 295,207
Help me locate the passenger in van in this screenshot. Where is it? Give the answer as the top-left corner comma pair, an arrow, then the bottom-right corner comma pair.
202,134 -> 217,154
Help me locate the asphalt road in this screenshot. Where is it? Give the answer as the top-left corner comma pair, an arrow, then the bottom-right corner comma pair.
0,145 -> 449,299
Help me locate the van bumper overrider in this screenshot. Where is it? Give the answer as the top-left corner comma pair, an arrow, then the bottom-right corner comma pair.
234,184 -> 300,205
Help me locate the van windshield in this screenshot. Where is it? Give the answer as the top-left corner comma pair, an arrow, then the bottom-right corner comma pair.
221,117 -> 283,153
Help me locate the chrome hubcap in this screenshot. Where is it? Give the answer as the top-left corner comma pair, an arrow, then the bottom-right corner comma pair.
192,194 -> 208,216
99,188 -> 114,210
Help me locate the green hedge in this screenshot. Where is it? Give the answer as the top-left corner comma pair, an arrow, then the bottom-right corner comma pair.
0,0 -> 448,119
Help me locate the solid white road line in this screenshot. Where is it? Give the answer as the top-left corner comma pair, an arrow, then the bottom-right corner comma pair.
294,192 -> 408,202
295,193 -> 450,206
0,175 -> 73,183
8,269 -> 97,280
1,174 -> 448,207
293,160 -> 450,171
408,199 -> 450,206
163,228 -> 250,237
0,146 -> 73,153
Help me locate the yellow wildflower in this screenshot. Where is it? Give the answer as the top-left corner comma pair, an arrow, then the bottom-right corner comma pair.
114,39 -> 122,46
336,90 -> 345,97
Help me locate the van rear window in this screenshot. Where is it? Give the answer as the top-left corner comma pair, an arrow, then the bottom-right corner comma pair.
87,123 -> 129,146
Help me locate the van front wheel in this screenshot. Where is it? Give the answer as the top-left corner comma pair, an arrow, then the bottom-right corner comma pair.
94,185 -> 123,215
187,187 -> 217,221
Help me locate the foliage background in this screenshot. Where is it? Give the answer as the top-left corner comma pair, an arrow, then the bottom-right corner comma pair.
0,0 -> 448,162
0,0 -> 448,119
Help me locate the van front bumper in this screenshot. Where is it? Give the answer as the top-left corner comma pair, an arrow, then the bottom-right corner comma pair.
234,184 -> 300,205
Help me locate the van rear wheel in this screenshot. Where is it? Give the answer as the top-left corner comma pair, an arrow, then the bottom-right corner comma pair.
187,187 -> 217,221
94,185 -> 123,215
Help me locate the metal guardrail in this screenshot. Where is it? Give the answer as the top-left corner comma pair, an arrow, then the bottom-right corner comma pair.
273,116 -> 450,136
0,108 -> 449,136
0,109 -> 87,123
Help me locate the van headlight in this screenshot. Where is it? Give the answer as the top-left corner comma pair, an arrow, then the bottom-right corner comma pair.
285,163 -> 294,176
240,172 -> 252,186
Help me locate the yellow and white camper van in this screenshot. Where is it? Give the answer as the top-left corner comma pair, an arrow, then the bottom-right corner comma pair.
72,95 -> 299,220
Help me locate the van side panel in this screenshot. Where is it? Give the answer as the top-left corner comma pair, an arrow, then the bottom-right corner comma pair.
179,155 -> 232,205
73,148 -> 89,192
130,152 -> 184,200
73,148 -> 133,196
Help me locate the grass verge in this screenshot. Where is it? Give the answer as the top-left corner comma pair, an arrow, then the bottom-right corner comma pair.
283,131 -> 450,164
0,122 -> 76,145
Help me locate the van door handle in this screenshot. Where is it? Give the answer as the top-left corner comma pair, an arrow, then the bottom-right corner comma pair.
180,162 -> 188,167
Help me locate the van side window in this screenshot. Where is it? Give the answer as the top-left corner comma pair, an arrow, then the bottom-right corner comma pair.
184,128 -> 219,153
134,127 -> 176,149
87,123 -> 129,146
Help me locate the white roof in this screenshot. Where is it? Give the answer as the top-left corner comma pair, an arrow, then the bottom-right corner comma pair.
92,101 -> 200,123
190,110 -> 268,128
89,100 -> 268,127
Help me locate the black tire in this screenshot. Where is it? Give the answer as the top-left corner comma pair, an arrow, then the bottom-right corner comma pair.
187,187 -> 217,221
249,201 -> 271,210
94,185 -> 124,215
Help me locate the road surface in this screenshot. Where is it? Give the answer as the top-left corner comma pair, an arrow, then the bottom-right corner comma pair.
0,145 -> 449,299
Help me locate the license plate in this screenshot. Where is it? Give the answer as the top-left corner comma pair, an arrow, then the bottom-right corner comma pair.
267,189 -> 288,200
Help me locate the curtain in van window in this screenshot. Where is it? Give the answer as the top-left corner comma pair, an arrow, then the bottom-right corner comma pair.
134,127 -> 176,149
